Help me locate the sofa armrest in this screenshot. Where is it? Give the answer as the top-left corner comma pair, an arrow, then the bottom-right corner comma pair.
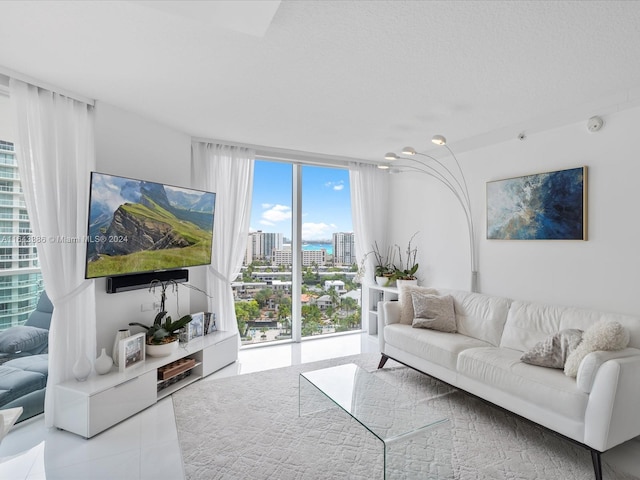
584,355 -> 640,451
378,301 -> 401,353
577,348 -> 640,393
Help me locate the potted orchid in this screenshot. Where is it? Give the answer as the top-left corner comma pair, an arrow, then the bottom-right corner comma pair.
390,232 -> 420,287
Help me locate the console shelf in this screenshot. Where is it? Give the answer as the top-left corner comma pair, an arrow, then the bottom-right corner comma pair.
54,330 -> 238,438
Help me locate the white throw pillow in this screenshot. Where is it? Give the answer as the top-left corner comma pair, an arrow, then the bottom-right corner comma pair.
399,285 -> 438,325
410,293 -> 457,333
564,319 -> 630,377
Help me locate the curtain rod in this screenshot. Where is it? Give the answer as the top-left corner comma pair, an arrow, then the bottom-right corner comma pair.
0,68 -> 95,106
191,136 -> 379,168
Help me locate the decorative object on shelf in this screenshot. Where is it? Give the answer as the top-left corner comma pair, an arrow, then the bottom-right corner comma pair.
112,329 -> 130,367
147,340 -> 180,358
118,332 -> 146,372
72,352 -> 92,382
389,232 -> 419,285
357,241 -> 396,286
95,348 -> 113,375
382,135 -> 478,292
203,312 -> 216,335
396,279 -> 419,288
487,166 -> 587,241
129,311 -> 193,358
158,357 -> 197,380
187,312 -> 205,341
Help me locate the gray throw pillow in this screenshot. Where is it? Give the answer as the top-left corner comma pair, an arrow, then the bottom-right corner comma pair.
521,328 -> 583,369
410,293 -> 457,333
0,325 -> 49,354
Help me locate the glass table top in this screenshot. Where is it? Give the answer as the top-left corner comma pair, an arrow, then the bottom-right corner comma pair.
300,363 -> 448,443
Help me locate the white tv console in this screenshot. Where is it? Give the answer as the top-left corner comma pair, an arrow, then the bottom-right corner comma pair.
54,330 -> 238,438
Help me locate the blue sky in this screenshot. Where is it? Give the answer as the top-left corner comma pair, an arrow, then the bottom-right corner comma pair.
250,160 -> 353,241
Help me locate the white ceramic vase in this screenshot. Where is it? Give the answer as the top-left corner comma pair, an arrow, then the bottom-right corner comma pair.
95,348 -> 114,375
396,279 -> 418,288
146,340 -> 179,357
112,329 -> 130,367
72,352 -> 92,382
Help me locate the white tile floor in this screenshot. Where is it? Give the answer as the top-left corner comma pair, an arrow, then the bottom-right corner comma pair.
0,332 -> 639,480
0,333 -> 379,480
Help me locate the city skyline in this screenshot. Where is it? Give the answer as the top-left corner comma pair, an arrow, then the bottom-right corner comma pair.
250,160 -> 353,241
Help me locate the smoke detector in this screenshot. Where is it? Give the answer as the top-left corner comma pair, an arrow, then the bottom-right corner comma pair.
587,116 -> 604,133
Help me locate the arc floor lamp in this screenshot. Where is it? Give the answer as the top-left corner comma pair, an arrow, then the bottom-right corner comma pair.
380,135 -> 478,293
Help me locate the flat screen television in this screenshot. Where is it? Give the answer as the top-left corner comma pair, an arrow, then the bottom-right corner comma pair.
85,172 -> 216,279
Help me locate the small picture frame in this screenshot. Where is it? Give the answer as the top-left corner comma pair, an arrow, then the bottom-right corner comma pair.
119,332 -> 146,372
187,312 -> 204,341
205,312 -> 217,334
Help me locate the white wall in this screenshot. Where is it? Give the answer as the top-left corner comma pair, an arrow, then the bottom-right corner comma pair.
93,102 -> 208,353
389,104 -> 640,316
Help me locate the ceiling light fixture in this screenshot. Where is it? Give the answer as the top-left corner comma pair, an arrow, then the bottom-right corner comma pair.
382,135 -> 478,292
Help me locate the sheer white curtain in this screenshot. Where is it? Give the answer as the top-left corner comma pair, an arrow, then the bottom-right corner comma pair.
349,163 -> 390,286
10,79 -> 96,427
191,142 -> 255,336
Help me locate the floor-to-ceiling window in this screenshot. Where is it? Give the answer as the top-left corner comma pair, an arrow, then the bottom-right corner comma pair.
234,159 -> 359,346
0,93 -> 44,332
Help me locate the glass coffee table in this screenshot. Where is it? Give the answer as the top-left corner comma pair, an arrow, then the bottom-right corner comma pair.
299,363 -> 451,479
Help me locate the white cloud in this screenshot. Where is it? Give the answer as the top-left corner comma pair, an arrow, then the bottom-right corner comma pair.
261,203 -> 273,209
324,180 -> 345,191
302,222 -> 335,240
262,204 -> 291,223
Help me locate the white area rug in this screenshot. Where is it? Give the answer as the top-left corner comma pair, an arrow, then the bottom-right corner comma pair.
173,353 -> 636,480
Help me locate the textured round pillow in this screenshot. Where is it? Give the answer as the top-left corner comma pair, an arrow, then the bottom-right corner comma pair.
564,319 -> 630,377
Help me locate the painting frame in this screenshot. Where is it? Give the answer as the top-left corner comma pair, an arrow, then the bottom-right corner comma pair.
486,166 -> 587,241
119,332 -> 146,372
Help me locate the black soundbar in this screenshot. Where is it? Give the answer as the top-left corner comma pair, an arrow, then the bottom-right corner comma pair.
106,269 -> 189,293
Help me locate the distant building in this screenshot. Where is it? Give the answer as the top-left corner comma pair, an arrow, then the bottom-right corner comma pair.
324,280 -> 346,293
273,248 -> 327,267
333,232 -> 355,266
247,231 -> 284,263
0,140 -> 43,330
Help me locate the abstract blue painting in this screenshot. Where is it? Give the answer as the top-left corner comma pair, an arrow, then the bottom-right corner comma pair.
487,167 -> 587,240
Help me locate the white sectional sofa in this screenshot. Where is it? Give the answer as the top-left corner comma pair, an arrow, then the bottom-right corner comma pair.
377,287 -> 640,480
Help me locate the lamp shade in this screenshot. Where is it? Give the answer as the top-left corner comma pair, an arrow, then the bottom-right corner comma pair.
384,152 -> 399,161
401,146 -> 416,155
431,135 -> 447,145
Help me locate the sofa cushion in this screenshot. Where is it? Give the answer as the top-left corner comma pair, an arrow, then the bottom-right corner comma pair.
398,286 -> 438,325
411,293 -> 457,333
500,300 -> 640,352
439,289 -> 512,346
0,326 -> 49,354
521,329 -> 583,369
0,365 -> 46,406
4,354 -> 48,377
457,347 -> 588,422
384,323 -> 491,370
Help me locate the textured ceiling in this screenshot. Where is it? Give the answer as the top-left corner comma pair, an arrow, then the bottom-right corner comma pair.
1,1 -> 640,162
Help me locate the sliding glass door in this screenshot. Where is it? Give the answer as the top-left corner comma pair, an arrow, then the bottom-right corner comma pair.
234,159 -> 360,346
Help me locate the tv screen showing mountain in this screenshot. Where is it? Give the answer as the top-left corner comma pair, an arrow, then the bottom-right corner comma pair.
85,172 -> 216,279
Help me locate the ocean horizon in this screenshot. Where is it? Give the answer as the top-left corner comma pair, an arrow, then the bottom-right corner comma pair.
302,242 -> 333,255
